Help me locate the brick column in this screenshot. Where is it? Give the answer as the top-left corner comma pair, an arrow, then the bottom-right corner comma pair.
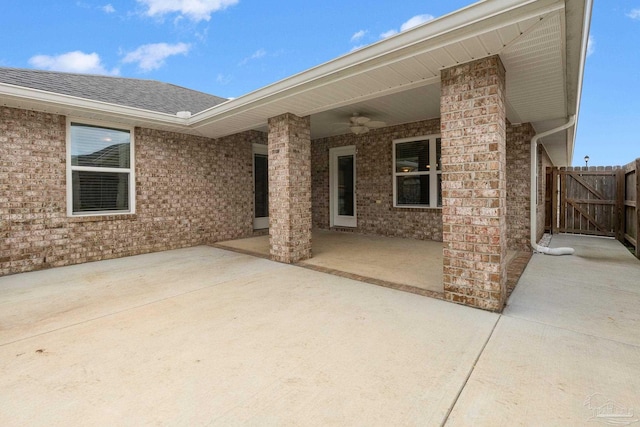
440,56 -> 507,311
267,113 -> 312,263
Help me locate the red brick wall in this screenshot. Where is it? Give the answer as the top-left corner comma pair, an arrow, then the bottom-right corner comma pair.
537,145 -> 553,241
311,119 -> 443,241
506,123 -> 535,251
2,102 -> 540,279
0,106 -> 262,276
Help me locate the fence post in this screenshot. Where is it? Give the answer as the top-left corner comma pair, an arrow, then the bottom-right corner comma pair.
635,159 -> 640,259
616,168 -> 625,243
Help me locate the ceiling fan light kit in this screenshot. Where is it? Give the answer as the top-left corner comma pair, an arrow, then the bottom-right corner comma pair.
345,113 -> 386,135
350,125 -> 370,135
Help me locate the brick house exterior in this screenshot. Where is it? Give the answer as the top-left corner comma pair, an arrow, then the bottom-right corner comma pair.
0,0 -> 591,311
0,107 -> 266,275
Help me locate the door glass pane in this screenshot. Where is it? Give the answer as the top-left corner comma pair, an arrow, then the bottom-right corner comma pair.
436,138 -> 442,171
338,155 -> 354,216
396,175 -> 430,206
254,154 -> 268,218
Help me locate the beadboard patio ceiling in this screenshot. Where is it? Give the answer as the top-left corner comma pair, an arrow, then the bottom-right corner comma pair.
0,0 -> 591,166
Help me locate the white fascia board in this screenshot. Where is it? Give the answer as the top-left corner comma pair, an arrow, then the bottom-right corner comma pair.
0,82 -> 187,126
565,0 -> 594,164
188,0 -> 564,128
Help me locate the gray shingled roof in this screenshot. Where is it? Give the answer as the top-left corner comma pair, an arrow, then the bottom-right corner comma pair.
0,67 -> 227,115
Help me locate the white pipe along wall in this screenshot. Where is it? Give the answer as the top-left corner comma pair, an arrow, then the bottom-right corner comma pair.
530,115 -> 576,255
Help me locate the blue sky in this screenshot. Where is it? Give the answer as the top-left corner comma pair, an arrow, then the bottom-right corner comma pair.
1,0 -> 638,166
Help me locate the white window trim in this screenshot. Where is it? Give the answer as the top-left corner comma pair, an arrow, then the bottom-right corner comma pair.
392,134 -> 442,209
66,117 -> 136,217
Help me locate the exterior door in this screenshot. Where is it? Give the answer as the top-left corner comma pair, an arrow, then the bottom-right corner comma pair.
253,144 -> 269,229
330,146 -> 356,227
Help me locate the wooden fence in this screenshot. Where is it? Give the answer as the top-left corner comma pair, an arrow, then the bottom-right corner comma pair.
623,159 -> 640,258
547,159 -> 640,259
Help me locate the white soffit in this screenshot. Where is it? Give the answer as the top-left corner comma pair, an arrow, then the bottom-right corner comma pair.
501,11 -> 566,124
190,0 -> 566,139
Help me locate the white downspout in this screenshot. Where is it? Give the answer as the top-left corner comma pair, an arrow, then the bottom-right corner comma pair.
530,115 -> 577,255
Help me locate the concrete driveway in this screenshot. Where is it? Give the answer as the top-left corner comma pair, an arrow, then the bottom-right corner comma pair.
1,234 -> 639,426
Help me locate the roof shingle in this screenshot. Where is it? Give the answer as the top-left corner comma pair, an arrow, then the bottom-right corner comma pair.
0,67 -> 227,115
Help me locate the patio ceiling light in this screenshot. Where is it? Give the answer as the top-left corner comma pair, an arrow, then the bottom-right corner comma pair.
350,125 -> 370,135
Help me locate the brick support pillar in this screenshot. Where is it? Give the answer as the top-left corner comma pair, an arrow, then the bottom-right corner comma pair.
267,113 -> 312,263
440,56 -> 507,311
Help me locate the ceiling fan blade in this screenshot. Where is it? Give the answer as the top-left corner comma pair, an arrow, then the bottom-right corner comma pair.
366,120 -> 386,128
351,116 -> 371,125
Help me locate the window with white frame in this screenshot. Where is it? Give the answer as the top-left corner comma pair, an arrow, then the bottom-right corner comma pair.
67,120 -> 134,216
393,135 -> 442,208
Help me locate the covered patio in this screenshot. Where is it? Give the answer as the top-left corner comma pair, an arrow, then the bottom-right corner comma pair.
0,0 -> 591,314
216,230 -> 529,299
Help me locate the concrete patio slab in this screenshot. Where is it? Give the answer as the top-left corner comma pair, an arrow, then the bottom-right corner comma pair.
217,230 -> 527,300
447,234 -> 640,426
217,230 -> 445,294
0,246 -> 498,426
0,247 -> 287,345
299,230 -> 444,294
505,234 -> 640,347
446,315 -> 640,426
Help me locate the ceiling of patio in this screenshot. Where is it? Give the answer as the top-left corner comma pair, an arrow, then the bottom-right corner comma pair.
308,9 -> 567,140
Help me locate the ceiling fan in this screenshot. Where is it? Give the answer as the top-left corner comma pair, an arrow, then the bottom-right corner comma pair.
338,113 -> 387,135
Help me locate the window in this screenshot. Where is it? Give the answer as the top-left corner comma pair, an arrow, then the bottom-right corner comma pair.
393,135 -> 442,208
67,120 -> 134,216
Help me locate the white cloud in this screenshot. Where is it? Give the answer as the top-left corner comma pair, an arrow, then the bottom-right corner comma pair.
380,29 -> 398,39
195,27 -> 209,42
28,51 -> 117,75
216,73 -> 232,84
102,4 -> 115,13
587,34 -> 595,57
350,30 -> 366,43
400,14 -> 434,31
122,42 -> 191,71
381,14 -> 435,39
238,48 -> 266,66
137,0 -> 239,22
627,9 -> 640,20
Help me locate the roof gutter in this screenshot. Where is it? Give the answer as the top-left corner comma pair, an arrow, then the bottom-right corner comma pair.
530,115 -> 576,255
529,0 -> 592,254
0,82 -> 189,126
